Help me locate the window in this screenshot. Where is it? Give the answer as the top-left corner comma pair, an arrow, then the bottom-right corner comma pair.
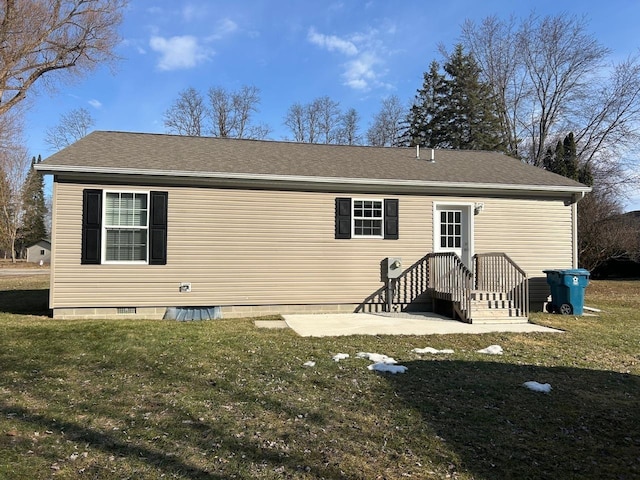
335,197 -> 398,240
353,199 -> 383,237
82,189 -> 167,266
440,210 -> 462,248
104,192 -> 148,262
40,249 -> 45,256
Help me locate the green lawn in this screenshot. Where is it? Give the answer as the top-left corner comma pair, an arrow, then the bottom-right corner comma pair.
0,274 -> 638,479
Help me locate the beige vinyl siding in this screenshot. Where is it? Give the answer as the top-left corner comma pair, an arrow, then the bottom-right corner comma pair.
51,182 -> 433,310
427,195 -> 573,307
51,182 -> 574,313
472,197 -> 573,305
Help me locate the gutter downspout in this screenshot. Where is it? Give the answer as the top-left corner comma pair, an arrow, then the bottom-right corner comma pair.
572,191 -> 587,268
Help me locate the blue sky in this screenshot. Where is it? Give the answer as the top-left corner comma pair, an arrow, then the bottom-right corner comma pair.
24,0 -> 640,210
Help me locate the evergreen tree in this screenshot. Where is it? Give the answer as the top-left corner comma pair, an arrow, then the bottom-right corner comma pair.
406,45 -> 506,151
406,61 -> 444,146
543,133 -> 593,186
578,163 -> 594,186
562,132 -> 578,180
542,146 -> 555,172
18,155 -> 47,250
554,140 -> 567,177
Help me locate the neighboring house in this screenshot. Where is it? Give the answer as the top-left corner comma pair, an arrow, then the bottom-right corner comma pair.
35,131 -> 591,321
25,239 -> 51,264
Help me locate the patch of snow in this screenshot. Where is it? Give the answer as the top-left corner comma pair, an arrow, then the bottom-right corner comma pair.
303,361 -> 316,367
523,381 -> 552,393
368,363 -> 408,374
356,352 -> 397,364
332,353 -> 349,362
412,347 -> 454,354
477,345 -> 503,355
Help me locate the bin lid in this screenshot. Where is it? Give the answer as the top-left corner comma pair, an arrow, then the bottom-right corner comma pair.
544,268 -> 590,276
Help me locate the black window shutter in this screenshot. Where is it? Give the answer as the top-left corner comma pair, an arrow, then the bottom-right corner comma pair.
335,197 -> 352,239
81,189 -> 102,264
384,199 -> 399,240
149,191 -> 168,265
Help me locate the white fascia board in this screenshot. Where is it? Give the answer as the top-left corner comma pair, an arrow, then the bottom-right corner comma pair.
34,164 -> 592,195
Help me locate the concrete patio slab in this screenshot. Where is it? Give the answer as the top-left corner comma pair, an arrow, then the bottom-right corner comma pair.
282,312 -> 562,337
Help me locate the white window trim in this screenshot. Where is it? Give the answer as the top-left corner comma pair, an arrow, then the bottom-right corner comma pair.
102,190 -> 150,265
352,198 -> 384,238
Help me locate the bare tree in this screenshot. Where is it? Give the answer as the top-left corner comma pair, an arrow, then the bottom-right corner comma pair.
518,14 -> 609,166
578,190 -> 640,271
163,87 -> 205,136
283,102 -> 308,142
459,15 -> 524,157
0,0 -> 127,117
305,100 -> 321,144
208,85 -> 269,139
461,14 -> 640,173
0,143 -> 30,262
283,96 -> 346,144
231,85 -> 269,139
572,57 -> 640,183
45,107 -> 95,150
366,95 -> 406,146
337,108 -> 361,145
315,96 -> 341,144
164,85 -> 270,139
208,87 -> 235,138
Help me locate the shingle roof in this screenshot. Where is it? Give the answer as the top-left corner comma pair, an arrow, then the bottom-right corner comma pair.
37,131 -> 589,194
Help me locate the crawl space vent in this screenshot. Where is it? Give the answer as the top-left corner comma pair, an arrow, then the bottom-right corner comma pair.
117,307 -> 137,314
163,306 -> 222,321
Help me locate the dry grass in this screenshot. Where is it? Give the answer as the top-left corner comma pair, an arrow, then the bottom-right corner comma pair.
0,275 -> 638,479
0,259 -> 48,269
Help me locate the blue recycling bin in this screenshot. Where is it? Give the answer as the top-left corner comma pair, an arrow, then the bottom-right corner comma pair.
544,269 -> 590,315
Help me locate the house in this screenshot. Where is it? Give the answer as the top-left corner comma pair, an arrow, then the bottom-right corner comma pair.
35,131 -> 591,321
25,239 -> 51,264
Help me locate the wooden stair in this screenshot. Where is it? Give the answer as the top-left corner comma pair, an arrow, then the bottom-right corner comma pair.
460,290 -> 529,324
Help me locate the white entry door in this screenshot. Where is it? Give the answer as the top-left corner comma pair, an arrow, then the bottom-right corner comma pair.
434,203 -> 473,267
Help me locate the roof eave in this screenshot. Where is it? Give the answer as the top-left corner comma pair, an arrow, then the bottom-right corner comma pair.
35,164 -> 592,196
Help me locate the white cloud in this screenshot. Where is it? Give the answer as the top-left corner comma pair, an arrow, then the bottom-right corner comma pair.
207,18 -> 239,41
308,26 -> 394,91
146,6 -> 163,15
120,38 -> 147,55
308,28 -> 357,56
88,99 -> 102,109
149,35 -> 212,71
343,52 -> 381,90
181,4 -> 199,22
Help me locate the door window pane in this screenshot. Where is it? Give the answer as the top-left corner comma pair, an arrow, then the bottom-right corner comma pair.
440,209 -> 462,251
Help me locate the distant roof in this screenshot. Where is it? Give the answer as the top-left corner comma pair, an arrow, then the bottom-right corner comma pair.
27,239 -> 51,247
36,131 -> 590,197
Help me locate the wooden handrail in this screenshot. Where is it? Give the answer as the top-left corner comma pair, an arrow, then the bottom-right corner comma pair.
427,252 -> 474,321
474,253 -> 529,318
357,251 -> 529,321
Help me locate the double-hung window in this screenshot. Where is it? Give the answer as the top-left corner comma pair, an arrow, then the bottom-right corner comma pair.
103,192 -> 149,263
335,197 -> 398,240
82,189 -> 167,265
353,199 -> 383,237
